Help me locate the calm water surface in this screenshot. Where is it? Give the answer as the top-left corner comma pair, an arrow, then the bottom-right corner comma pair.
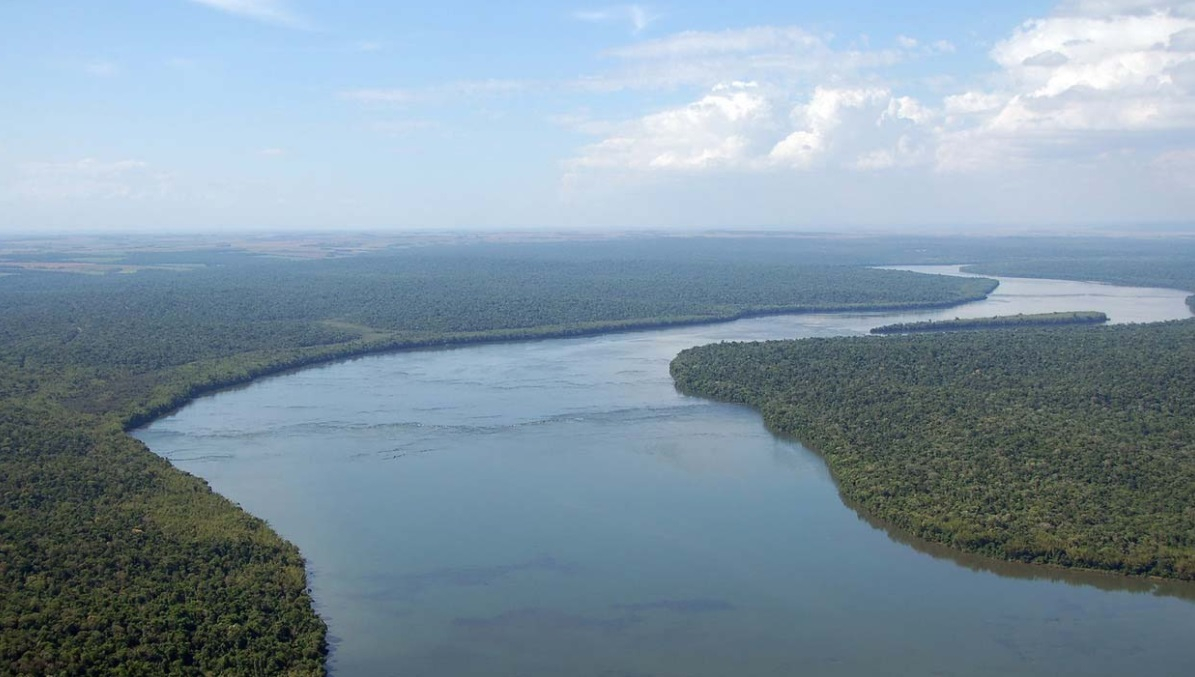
136,269 -> 1195,676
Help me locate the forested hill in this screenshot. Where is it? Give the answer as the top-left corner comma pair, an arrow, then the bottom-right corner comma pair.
962,258 -> 1195,313
0,249 -> 996,674
671,321 -> 1195,580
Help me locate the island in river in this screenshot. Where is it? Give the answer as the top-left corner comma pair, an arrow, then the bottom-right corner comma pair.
672,318 -> 1195,579
5,234 -> 1195,675
0,237 -> 999,675
138,258 -> 1195,676
869,310 -> 1108,334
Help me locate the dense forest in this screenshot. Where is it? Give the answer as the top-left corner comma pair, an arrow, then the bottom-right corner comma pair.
963,258 -> 1195,313
671,320 -> 1195,579
870,311 -> 1108,334
0,242 -> 998,674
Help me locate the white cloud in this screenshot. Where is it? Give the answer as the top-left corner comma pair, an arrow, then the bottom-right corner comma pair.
6,159 -> 173,200
568,1 -> 1195,178
570,83 -> 774,171
937,2 -> 1195,169
576,26 -> 904,92
186,0 -> 309,29
604,25 -> 824,59
1058,0 -> 1195,17
569,83 -> 932,173
770,87 -> 893,168
574,5 -> 658,34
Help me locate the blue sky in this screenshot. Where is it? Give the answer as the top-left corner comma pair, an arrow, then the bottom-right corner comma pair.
2,0 -> 1194,232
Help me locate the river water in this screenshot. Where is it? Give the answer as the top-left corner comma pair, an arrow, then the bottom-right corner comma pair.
135,268 -> 1195,676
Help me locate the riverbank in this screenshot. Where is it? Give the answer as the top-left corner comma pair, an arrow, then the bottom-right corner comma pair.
122,291 -> 1002,431
671,318 -> 1195,581
0,261 -> 997,675
869,310 -> 1108,334
137,269 -> 1195,677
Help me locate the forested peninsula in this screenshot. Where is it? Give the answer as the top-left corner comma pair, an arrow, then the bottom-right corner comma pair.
0,245 -> 996,675
962,258 -> 1195,314
870,311 -> 1108,334
671,320 -> 1195,579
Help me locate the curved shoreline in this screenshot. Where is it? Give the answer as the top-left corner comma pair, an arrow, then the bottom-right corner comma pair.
111,290 -> 991,673
682,390 -> 1195,594
121,290 -> 999,431
670,315 -> 1195,585
130,270 -> 1195,673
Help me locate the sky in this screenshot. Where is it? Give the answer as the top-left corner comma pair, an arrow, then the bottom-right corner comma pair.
2,0 -> 1195,233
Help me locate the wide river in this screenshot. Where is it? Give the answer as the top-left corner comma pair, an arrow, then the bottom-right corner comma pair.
136,267 -> 1195,676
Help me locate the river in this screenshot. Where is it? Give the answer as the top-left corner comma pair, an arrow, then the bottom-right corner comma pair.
134,267 -> 1195,676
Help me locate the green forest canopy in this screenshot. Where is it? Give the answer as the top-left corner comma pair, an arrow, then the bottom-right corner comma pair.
671,320 -> 1195,579
3,234 -> 1194,673
0,241 -> 999,675
870,311 -> 1108,334
963,258 -> 1195,313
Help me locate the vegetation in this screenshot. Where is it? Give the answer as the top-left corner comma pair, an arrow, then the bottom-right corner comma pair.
870,311 -> 1108,334
671,320 -> 1195,580
0,244 -> 998,674
0,405 -> 326,675
962,258 -> 1195,315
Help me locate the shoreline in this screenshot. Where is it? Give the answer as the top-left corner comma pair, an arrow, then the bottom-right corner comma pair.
675,385 -> 1195,593
122,290 -> 1000,431
126,269 -> 1194,673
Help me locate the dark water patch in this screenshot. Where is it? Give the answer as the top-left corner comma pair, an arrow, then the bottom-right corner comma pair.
355,556 -> 580,604
612,599 -> 735,614
165,453 -> 236,463
453,607 -> 639,635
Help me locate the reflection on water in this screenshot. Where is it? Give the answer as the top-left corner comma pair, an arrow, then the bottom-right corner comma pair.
841,492 -> 1195,603
135,270 -> 1195,676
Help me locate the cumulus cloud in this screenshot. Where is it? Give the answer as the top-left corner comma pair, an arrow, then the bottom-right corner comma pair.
568,0 -> 1195,176
936,1 -> 1195,169
569,82 -> 933,173
770,87 -> 894,169
570,83 -> 773,171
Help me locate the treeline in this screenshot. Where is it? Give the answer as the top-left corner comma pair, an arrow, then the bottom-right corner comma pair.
0,258 -> 997,416
963,258 -> 1195,314
671,320 -> 1195,579
0,246 -> 998,674
0,402 -> 326,675
870,311 -> 1108,334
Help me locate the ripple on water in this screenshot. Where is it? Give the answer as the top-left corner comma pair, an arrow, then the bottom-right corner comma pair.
133,270 -> 1195,677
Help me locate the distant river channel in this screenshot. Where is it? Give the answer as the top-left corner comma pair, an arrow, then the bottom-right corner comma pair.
135,267 -> 1195,676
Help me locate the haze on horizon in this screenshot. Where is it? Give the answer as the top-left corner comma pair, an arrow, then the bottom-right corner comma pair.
2,0 -> 1195,234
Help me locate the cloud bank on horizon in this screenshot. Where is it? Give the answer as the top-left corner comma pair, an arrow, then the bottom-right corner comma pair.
2,0 -> 1194,231
568,0 -> 1195,173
